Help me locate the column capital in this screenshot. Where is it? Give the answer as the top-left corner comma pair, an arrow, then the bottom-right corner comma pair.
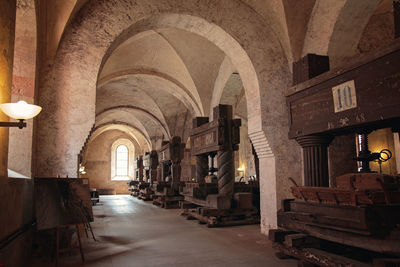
295,135 -> 333,148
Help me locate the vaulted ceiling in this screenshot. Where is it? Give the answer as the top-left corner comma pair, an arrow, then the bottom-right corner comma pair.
95,27 -> 246,150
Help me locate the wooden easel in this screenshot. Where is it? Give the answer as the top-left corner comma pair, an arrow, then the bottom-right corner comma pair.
55,224 -> 84,266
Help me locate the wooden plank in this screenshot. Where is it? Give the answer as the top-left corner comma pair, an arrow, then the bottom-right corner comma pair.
158,144 -> 171,162
277,212 -> 400,256
190,124 -> 220,156
395,0 -> 400,39
184,195 -> 208,206
287,200 -> 376,232
273,242 -> 371,267
179,201 -> 198,209
199,207 -> 258,217
287,45 -> 400,138
268,229 -> 298,243
336,173 -> 400,190
373,258 -> 400,267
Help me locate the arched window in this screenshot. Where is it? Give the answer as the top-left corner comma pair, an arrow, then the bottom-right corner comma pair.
116,145 -> 129,176
111,139 -> 135,180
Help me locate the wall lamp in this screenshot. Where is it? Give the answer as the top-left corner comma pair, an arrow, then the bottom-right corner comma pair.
0,101 -> 42,129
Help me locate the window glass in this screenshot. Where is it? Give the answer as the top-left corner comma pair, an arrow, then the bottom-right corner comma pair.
116,145 -> 128,176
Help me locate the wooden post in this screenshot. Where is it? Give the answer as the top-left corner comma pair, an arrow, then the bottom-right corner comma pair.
150,150 -> 158,183
193,117 -> 209,183
296,135 -> 333,187
215,105 -> 235,200
292,54 -> 330,85
170,136 -> 184,191
395,0 -> 400,38
137,156 -> 143,182
196,155 -> 208,183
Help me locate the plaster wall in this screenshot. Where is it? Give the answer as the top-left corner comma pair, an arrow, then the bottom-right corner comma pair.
237,123 -> 256,179
82,130 -> 139,194
357,0 -> 395,54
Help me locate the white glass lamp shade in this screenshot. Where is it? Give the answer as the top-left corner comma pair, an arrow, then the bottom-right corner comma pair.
0,100 -> 42,120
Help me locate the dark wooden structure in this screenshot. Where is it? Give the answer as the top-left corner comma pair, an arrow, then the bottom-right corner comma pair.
287,43 -> 400,186
180,148 -> 195,182
292,54 -> 329,85
34,177 -> 95,266
271,43 -> 400,266
152,136 -> 185,208
181,105 -> 260,227
273,174 -> 400,266
395,0 -> 400,39
137,151 -> 157,200
128,156 -> 143,197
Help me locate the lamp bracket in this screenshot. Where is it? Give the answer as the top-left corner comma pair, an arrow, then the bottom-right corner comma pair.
0,120 -> 26,129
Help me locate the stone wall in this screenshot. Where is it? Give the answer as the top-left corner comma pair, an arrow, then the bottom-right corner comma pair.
0,0 -> 15,176
35,0 -> 299,233
0,2 -> 34,266
82,130 -> 140,194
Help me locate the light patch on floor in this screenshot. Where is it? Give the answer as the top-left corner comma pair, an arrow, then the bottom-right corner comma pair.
31,195 -> 297,267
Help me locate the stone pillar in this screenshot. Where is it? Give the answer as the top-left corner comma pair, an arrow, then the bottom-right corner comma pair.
296,135 -> 332,187
0,0 -> 15,177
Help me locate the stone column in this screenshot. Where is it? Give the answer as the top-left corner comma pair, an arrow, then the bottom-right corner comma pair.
296,135 -> 332,187
0,0 -> 15,177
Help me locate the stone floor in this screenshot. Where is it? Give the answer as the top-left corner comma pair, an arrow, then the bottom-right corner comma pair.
31,195 -> 297,267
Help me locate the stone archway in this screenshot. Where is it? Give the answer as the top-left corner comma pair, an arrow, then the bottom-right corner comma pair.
302,0 -> 380,63
36,0 -> 293,231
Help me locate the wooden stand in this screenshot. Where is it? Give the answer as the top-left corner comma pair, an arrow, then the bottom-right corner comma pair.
138,184 -> 153,201
55,224 -> 84,266
181,105 -> 260,227
152,137 -> 185,209
271,174 -> 400,266
136,151 -> 157,200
